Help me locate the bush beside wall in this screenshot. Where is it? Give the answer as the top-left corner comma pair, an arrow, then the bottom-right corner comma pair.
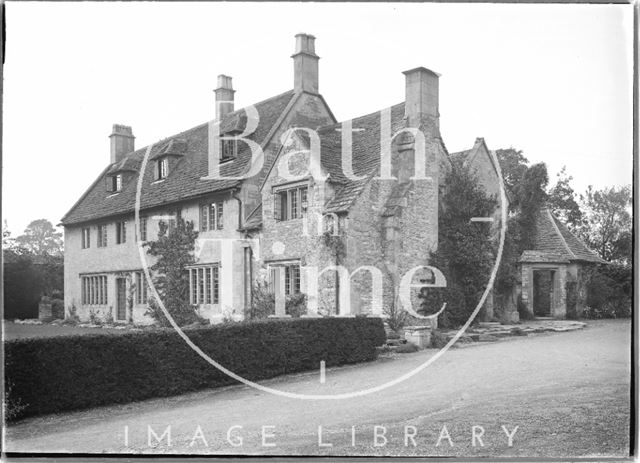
5,317 -> 385,421
584,263 -> 632,319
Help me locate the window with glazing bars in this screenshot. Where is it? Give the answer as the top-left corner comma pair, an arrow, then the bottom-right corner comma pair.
189,266 -> 220,305
274,186 -> 308,221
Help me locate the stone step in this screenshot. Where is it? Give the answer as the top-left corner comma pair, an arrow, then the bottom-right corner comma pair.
478,321 -> 501,328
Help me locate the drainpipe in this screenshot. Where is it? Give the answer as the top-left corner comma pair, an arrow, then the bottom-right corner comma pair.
232,190 -> 243,230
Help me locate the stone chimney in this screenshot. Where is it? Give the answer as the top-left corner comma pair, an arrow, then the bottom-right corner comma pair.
109,124 -> 135,164
292,33 -> 319,94
215,74 -> 235,120
403,67 -> 440,127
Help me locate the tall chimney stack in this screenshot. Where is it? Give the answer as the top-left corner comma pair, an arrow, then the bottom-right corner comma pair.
292,33 -> 319,94
215,74 -> 235,120
402,67 -> 440,127
109,124 -> 135,164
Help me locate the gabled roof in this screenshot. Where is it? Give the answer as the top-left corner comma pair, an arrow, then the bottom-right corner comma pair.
61,90 -> 297,226
450,138 -> 495,174
520,207 -> 605,264
449,138 -> 512,204
319,103 -> 407,213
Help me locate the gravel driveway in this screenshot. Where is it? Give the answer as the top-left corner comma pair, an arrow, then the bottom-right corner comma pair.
4,319 -> 631,458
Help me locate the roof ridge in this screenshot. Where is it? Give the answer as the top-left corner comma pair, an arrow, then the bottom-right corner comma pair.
62,90 -> 297,225
111,89 -> 297,167
317,101 -> 405,133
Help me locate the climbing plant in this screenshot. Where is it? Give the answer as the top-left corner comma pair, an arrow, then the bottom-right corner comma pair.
144,218 -> 202,327
494,162 -> 549,305
419,163 -> 496,328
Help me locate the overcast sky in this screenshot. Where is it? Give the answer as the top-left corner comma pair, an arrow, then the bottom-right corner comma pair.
3,2 -> 633,236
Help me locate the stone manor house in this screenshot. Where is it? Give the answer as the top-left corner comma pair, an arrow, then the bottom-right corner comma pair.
61,34 -> 600,324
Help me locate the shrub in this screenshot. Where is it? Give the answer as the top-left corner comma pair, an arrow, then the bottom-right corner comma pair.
384,296 -> 408,332
144,219 -> 201,327
4,381 -> 27,421
430,330 -> 448,349
395,342 -> 419,353
51,298 -> 65,319
249,280 -> 275,319
65,302 -> 80,323
517,294 -> 534,320
88,309 -> 102,325
583,263 -> 631,319
5,317 -> 386,421
285,293 -> 307,318
249,280 -> 308,319
419,164 -> 497,329
104,307 -> 115,325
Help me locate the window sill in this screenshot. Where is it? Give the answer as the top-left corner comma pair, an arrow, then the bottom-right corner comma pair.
151,179 -> 166,185
106,192 -> 120,198
275,218 -> 304,223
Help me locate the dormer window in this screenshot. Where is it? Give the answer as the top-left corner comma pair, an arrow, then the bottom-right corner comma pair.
106,173 -> 123,193
220,138 -> 238,161
157,157 -> 169,180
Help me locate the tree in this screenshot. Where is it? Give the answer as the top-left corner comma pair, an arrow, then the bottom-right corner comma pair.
3,252 -> 43,319
512,163 -> 549,250
3,220 -> 16,250
14,219 -> 63,256
420,164 -> 497,327
4,219 -> 64,319
578,185 -> 631,263
548,166 -> 582,230
144,218 -> 202,327
495,148 -> 529,201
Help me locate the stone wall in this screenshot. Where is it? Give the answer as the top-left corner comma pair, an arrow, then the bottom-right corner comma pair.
520,262 -> 568,319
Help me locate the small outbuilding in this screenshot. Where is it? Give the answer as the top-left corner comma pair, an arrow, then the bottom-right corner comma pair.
519,207 -> 605,319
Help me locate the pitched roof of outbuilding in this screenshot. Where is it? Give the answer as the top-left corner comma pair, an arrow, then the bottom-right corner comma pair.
61,90 -> 297,226
519,207 -> 605,264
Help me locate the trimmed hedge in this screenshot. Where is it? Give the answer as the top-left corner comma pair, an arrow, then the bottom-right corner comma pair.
5,317 -> 385,421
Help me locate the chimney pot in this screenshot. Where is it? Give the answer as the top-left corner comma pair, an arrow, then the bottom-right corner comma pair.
403,67 -> 440,126
109,124 -> 135,164
292,33 -> 319,94
215,74 -> 235,120
294,33 -> 316,55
